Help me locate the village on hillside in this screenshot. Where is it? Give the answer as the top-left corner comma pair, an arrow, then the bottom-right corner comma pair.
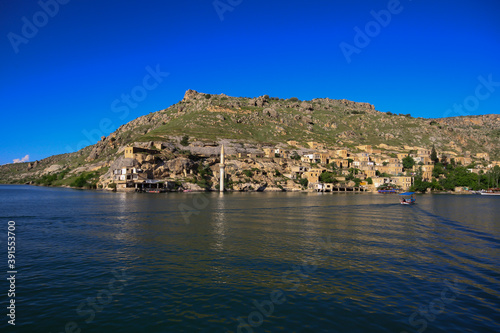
104,138 -> 500,193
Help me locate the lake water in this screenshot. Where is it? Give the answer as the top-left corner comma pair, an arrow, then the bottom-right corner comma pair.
0,185 -> 499,332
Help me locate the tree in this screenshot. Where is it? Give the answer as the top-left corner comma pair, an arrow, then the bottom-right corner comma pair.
367,177 -> 373,185
347,158 -> 354,168
486,165 -> 500,188
411,174 -> 430,193
348,168 -> 360,175
180,135 -> 189,146
440,154 -> 448,166
432,163 -> 445,178
327,162 -> 337,171
319,171 -> 337,183
402,156 -> 415,171
430,146 -> 439,164
430,178 -> 443,191
299,178 -> 308,188
353,178 -> 362,187
71,173 -> 90,188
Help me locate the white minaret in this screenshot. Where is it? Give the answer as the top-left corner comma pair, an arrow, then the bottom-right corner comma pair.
220,145 -> 225,192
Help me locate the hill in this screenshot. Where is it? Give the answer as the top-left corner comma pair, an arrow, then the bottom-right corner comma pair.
1,90 -> 499,190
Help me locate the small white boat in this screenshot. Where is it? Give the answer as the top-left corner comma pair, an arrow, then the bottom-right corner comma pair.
480,188 -> 500,196
399,192 -> 416,205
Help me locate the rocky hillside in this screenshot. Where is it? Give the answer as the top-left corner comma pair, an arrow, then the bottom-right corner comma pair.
1,89 -> 499,186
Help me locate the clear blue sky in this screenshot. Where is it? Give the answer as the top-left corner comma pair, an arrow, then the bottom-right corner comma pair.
1,0 -> 499,165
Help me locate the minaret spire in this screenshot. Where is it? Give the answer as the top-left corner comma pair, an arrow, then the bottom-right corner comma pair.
220,145 -> 225,192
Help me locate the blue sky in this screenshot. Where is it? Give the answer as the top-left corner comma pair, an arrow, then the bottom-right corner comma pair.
1,0 -> 499,165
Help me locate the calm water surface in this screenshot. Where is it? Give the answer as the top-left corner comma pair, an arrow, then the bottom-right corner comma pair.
0,185 -> 499,332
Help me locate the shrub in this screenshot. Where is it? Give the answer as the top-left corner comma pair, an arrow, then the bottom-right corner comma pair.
196,178 -> 211,189
319,171 -> 337,183
180,135 -> 189,146
71,175 -> 89,188
327,163 -> 337,170
198,164 -> 213,178
290,152 -> 301,160
402,156 -> 416,170
35,174 -> 58,186
70,172 -> 98,188
204,94 -> 211,99
289,97 -> 299,102
243,170 -> 254,178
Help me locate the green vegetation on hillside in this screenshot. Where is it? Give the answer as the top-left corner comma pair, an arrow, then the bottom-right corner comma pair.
411,165 -> 500,192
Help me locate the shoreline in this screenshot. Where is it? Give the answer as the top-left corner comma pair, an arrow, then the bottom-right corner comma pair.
0,183 -> 481,195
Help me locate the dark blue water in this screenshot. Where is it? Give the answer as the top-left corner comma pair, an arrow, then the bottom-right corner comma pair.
0,185 -> 499,332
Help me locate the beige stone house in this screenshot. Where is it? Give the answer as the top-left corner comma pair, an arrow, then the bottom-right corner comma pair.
392,176 -> 413,191
124,146 -> 157,159
475,153 -> 490,161
303,168 -> 325,184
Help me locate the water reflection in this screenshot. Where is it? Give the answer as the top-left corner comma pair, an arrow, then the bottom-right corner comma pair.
211,193 -> 227,252
6,186 -> 499,333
